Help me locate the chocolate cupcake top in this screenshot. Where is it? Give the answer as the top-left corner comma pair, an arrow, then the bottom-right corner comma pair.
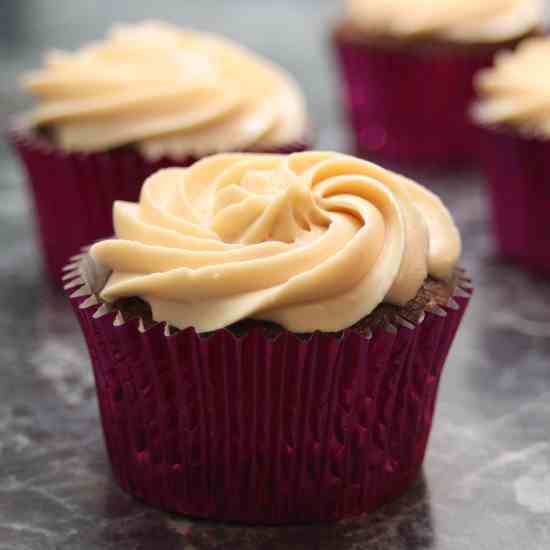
473,37 -> 550,135
346,0 -> 543,43
19,21 -> 308,158
90,152 -> 461,333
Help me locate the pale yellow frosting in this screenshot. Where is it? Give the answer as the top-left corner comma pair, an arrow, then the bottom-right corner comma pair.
473,37 -> 550,136
20,21 -> 308,158
347,0 -> 543,43
90,152 -> 461,333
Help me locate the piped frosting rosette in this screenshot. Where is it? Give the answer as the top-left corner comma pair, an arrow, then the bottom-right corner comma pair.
19,21 -> 308,158
473,37 -> 550,136
347,0 -> 543,43
91,152 -> 461,333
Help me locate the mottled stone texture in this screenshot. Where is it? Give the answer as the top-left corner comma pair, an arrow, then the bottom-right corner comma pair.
2,2 -> 550,549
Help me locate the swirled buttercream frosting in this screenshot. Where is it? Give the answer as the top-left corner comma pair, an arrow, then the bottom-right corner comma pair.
473,37 -> 550,136
20,21 -> 308,158
90,152 -> 461,333
346,0 -> 543,43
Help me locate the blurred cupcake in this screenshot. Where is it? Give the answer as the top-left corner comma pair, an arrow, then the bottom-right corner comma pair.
8,21 -> 311,283
64,151 -> 471,522
473,37 -> 550,274
332,0 -> 543,166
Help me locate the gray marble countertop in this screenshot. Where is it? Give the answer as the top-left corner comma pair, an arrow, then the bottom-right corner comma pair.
2,2 -> 550,549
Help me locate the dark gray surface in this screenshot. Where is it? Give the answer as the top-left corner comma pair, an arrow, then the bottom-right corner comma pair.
2,2 -> 550,549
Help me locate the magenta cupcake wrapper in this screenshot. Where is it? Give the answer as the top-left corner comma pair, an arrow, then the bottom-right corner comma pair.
64,257 -> 471,523
332,35 -> 507,166
8,130 -> 311,285
65,255 -> 471,523
478,127 -> 550,274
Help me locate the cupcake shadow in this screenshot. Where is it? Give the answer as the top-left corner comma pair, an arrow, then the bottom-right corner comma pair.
164,473 -> 435,549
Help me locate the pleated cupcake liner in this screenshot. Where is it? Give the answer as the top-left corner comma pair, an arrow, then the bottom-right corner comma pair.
7,129 -> 312,286
63,252 -> 471,523
478,126 -> 550,275
332,34 -> 507,167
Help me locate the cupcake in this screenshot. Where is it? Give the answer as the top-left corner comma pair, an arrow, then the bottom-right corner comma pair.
332,0 -> 543,166
64,151 -> 471,523
8,21 -> 311,283
473,37 -> 550,274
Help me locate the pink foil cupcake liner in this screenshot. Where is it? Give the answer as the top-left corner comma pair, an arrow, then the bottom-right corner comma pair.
478,127 -> 550,274
332,36 -> 505,166
8,129 -> 311,285
64,255 -> 471,523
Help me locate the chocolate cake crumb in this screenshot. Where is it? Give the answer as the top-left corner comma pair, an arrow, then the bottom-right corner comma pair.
105,271 -> 461,339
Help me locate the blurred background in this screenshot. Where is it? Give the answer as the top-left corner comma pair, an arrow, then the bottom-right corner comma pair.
0,0 -> 344,146
3,2 -> 550,550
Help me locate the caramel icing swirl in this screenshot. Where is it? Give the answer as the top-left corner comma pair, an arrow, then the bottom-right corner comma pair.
20,22 -> 308,157
91,152 -> 461,332
347,0 -> 543,43
473,37 -> 550,136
